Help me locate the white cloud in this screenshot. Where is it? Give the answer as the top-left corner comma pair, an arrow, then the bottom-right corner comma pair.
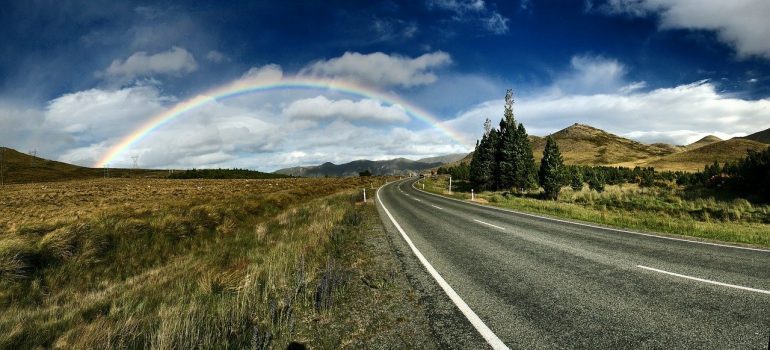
484,13 -> 510,34
443,80 -> 770,146
300,51 -> 451,88
283,96 -> 410,123
101,46 -> 198,79
426,0 -> 510,34
205,50 -> 228,63
44,86 -> 169,143
553,55 -> 628,94
237,64 -> 283,84
593,0 -> 770,59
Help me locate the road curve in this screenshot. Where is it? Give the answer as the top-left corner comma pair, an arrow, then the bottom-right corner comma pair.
376,178 -> 770,349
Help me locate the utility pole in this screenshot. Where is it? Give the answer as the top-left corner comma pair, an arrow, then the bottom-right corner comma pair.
29,148 -> 37,167
130,155 -> 139,178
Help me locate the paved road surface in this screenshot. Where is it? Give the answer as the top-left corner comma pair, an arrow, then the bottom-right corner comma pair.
376,178 -> 770,349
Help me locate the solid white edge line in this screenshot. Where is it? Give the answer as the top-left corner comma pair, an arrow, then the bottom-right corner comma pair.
377,181 -> 510,350
411,180 -> 769,253
431,205 -> 443,210
473,219 -> 506,231
636,265 -> 770,295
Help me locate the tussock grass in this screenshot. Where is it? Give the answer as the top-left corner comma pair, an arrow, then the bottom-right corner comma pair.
423,177 -> 770,248
0,177 -> 401,348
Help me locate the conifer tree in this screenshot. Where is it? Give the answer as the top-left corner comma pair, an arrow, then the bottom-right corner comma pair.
513,122 -> 537,191
496,90 -> 517,190
570,167 -> 584,191
539,136 -> 566,199
470,118 -> 497,191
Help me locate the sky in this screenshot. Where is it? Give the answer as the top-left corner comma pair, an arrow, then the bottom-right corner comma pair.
1,0 -> 770,171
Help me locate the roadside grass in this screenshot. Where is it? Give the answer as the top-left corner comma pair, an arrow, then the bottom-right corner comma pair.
420,177 -> 770,248
0,177 -> 433,348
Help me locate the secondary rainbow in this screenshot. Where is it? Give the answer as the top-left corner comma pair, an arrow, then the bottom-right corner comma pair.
95,77 -> 470,168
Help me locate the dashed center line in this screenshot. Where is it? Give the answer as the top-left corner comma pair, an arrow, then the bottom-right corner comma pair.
431,205 -> 443,210
473,219 -> 505,230
637,265 -> 770,295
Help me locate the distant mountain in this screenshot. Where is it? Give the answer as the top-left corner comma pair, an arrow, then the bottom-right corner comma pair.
740,127 -> 770,144
416,153 -> 467,164
642,138 -> 768,172
275,158 -> 444,177
685,135 -> 722,151
530,123 -> 679,165
0,147 -> 167,184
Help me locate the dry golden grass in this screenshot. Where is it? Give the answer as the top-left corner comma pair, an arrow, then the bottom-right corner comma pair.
424,177 -> 770,248
0,176 -> 427,348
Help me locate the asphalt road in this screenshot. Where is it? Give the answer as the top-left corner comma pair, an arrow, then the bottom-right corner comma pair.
376,178 -> 770,349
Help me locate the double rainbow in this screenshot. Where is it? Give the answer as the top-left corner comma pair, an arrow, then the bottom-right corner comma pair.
95,77 -> 470,168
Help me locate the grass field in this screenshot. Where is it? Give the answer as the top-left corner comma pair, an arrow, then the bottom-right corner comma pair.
420,177 -> 770,248
0,177 -> 435,348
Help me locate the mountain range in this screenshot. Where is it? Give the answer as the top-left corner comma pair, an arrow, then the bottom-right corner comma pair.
443,123 -> 770,172
1,125 -> 768,183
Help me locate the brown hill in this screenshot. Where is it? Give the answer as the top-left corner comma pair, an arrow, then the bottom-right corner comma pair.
643,139 -> 769,172
532,123 -> 678,165
0,147 -> 166,184
740,127 -> 770,144
685,135 -> 722,151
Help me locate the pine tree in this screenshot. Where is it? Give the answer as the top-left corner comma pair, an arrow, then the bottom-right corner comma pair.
496,90 -> 517,190
470,119 -> 497,191
539,136 -> 566,199
513,123 -> 537,191
570,167 -> 583,191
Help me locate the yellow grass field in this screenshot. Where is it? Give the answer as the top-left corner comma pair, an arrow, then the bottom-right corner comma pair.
0,177 -> 435,348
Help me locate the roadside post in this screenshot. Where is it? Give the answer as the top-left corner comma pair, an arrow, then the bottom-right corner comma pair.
363,188 -> 366,203
449,175 -> 452,194
471,189 -> 474,201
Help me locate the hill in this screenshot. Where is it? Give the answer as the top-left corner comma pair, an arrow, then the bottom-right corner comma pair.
416,153 -> 467,164
643,139 -> 769,171
740,127 -> 770,144
0,147 -> 168,184
685,135 -> 722,151
531,123 -> 678,165
0,147 -> 175,184
275,158 -> 443,177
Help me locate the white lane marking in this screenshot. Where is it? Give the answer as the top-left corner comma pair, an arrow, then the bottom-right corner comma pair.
431,205 -> 443,210
377,182 -> 510,350
414,198 -> 422,202
637,265 -> 770,295
473,219 -> 506,231
410,181 -> 769,253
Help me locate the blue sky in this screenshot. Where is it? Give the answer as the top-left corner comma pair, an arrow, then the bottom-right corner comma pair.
1,0 -> 769,170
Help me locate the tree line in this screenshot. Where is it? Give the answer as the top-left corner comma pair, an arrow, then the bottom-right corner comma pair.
168,168 -> 290,179
449,89 -> 770,202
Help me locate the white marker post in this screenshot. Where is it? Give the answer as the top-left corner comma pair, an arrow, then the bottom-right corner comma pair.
363,188 -> 367,203
423,183 -> 425,190
471,189 -> 474,201
448,175 -> 452,195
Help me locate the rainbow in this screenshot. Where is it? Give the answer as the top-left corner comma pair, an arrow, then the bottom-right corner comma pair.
95,77 -> 470,168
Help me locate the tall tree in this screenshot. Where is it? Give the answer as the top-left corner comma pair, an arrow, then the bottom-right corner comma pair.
513,123 -> 537,191
470,119 -> 497,191
497,89 -> 518,190
539,136 -> 566,199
